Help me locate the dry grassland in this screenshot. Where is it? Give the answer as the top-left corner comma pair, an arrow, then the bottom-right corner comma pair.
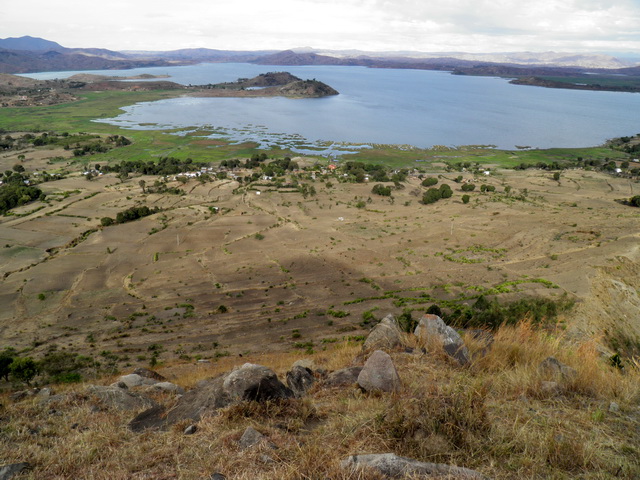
0,159 -> 639,367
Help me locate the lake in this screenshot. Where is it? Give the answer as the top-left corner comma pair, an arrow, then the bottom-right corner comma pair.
24,63 -> 640,155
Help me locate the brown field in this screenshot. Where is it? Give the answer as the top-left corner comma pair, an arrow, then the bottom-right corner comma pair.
1,155 -> 639,367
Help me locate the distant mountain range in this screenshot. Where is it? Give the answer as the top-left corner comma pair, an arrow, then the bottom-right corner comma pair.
0,35 -> 638,77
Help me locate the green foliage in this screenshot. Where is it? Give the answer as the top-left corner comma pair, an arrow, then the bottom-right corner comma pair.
40,351 -> 92,383
371,184 -> 392,196
447,295 -> 574,330
9,357 -> 39,385
421,177 -> 438,187
0,184 -> 42,214
462,194 -> 470,204
421,187 -> 442,204
327,309 -> 350,318
397,310 -> 417,333
0,348 -> 16,381
439,184 -> 453,198
461,183 -> 476,191
115,205 -> 158,224
629,195 -> 640,207
100,217 -> 114,226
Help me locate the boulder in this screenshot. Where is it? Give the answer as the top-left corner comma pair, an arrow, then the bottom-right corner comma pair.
324,366 -> 363,387
414,314 -> 470,365
357,350 -> 401,393
144,381 -> 185,395
129,363 -> 292,432
133,367 -> 167,381
341,453 -> 490,479
112,373 -> 158,389
538,357 -> 577,380
87,385 -> 157,411
286,366 -> 315,397
292,359 -> 315,370
0,463 -> 30,480
363,314 -> 404,352
238,426 -> 266,450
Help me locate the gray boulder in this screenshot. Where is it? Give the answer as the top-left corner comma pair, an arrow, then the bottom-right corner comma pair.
363,314 -> 404,352
0,463 -> 30,480
341,453 -> 490,479
324,366 -> 363,387
144,381 -> 185,395
538,357 -> 577,380
357,350 -> 401,393
238,426 -> 266,450
129,363 -> 292,432
87,385 -> 157,412
414,314 -> 470,365
286,366 -> 315,397
292,359 -> 315,370
112,373 -> 158,389
133,367 -> 167,381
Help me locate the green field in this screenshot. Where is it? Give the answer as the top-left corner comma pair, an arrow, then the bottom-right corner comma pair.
0,90 -> 631,168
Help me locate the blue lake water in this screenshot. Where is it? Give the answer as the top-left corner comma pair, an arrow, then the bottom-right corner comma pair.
24,63 -> 640,155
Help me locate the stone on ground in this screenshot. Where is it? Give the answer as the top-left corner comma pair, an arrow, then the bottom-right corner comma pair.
357,350 -> 401,393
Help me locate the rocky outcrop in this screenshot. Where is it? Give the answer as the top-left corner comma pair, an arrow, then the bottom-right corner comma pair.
341,453 -> 490,479
286,365 -> 315,397
362,314 -> 405,352
129,363 -> 293,431
414,314 -> 470,365
324,366 -> 363,387
538,356 -> 577,380
86,385 -> 157,411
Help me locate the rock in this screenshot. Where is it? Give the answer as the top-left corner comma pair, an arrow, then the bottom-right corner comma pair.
133,367 -> 166,381
357,350 -> 401,393
538,357 -> 577,380
197,359 -> 210,364
292,359 -> 315,370
209,474 -> 226,480
184,424 -> 198,435
87,385 -> 157,411
609,401 -> 620,413
130,363 -> 292,432
36,387 -> 53,398
238,426 -> 266,449
341,453 -> 489,479
286,366 -> 315,397
539,381 -> 561,396
324,366 -> 363,387
363,314 -> 404,352
223,363 -> 293,403
145,382 -> 185,395
112,374 -> 158,389
0,463 -> 30,480
414,314 -> 470,365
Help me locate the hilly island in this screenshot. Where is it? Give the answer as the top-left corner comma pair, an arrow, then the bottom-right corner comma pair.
0,38 -> 639,480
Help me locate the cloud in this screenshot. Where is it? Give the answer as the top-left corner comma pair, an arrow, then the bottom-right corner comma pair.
2,0 -> 639,52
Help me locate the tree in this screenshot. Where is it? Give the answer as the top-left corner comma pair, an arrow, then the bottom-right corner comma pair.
630,195 -> 640,207
462,194 -> 470,204
139,179 -> 146,193
371,184 -> 392,196
422,188 -> 442,204
553,172 -> 560,181
421,177 -> 438,187
439,183 -> 453,198
9,357 -> 38,385
461,183 -> 476,192
0,348 -> 16,381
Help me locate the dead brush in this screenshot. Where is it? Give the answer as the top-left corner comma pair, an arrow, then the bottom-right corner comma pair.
370,383 -> 491,463
218,397 -> 320,432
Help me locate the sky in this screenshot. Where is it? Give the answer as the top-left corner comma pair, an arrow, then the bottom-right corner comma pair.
3,0 -> 640,54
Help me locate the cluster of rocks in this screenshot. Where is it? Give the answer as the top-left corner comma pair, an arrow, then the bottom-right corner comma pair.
3,314 -> 494,479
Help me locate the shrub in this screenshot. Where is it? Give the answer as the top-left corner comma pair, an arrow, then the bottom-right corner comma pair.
439,183 -> 453,198
461,183 -> 476,191
371,184 -> 392,196
422,188 -> 442,204
9,357 -> 39,385
462,194 -> 470,204
421,177 -> 438,187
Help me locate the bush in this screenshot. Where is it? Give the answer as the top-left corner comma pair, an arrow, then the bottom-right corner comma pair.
630,195 -> 640,207
422,188 -> 442,204
461,183 -> 476,192
439,184 -> 453,198
371,184 -> 392,196
421,177 -> 438,187
9,357 -> 39,385
462,194 -> 470,204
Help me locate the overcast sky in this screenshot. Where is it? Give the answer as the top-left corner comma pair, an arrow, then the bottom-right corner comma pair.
3,0 -> 640,53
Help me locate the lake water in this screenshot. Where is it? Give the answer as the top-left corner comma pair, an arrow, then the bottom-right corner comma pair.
24,63 -> 640,155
